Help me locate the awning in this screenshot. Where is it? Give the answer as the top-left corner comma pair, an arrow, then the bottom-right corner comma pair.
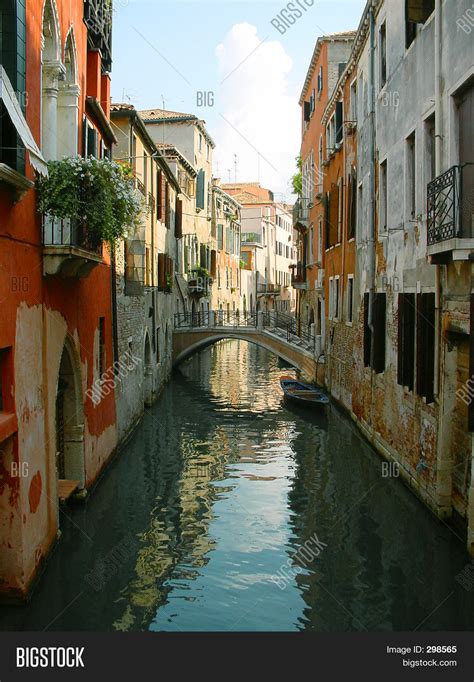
0,66 -> 48,176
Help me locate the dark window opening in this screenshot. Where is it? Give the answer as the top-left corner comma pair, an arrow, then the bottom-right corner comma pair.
364,292 -> 386,373
406,0 -> 435,48
379,22 -> 387,88
0,347 -> 12,412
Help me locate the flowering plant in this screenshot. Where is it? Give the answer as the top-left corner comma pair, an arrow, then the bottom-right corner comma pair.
36,157 -> 143,246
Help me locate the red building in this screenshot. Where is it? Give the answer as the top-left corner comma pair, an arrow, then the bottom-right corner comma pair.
0,0 -> 117,601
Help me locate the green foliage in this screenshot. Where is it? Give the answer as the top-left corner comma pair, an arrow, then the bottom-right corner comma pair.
291,155 -> 303,196
36,157 -> 144,247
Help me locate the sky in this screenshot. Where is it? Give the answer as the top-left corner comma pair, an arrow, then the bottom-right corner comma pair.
111,0 -> 367,202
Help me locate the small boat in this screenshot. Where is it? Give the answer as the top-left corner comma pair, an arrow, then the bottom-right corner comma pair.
280,376 -> 329,408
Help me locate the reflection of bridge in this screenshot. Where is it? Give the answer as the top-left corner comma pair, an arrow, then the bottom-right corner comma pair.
173,311 -> 324,383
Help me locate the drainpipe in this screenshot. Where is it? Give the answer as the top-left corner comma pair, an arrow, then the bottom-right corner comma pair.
368,4 -> 377,419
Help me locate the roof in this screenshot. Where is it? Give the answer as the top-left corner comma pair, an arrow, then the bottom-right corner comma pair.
110,103 -> 181,192
139,107 -> 216,149
299,31 -> 357,105
154,142 -> 197,177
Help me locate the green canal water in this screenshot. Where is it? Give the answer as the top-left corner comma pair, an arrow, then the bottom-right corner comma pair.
1,340 -> 473,631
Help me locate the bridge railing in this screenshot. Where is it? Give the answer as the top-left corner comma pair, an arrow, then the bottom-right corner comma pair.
174,310 -> 315,353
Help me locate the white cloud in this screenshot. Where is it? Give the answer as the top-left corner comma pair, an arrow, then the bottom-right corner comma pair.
214,23 -> 299,201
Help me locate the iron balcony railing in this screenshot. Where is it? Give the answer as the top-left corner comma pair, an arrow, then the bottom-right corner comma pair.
293,197 -> 311,227
427,165 -> 470,245
241,232 -> 262,244
42,216 -> 102,255
257,282 -> 281,295
290,261 -> 306,285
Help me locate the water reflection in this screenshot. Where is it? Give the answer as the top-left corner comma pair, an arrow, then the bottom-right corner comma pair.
0,340 -> 473,632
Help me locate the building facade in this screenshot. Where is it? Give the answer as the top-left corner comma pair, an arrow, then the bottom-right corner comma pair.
0,0 -> 118,601
110,104 -> 181,440
211,181 -> 242,318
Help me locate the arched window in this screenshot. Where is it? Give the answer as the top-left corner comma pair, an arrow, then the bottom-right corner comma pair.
41,0 -> 64,160
57,30 -> 79,157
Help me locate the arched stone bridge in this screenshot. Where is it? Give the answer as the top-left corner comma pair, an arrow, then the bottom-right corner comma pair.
173,311 -> 325,384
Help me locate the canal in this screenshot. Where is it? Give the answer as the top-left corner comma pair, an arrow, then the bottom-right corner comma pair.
1,340 -> 473,632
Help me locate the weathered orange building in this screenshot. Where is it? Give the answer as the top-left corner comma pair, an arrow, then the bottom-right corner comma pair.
321,48 -> 358,411
0,0 -> 117,601
294,33 -> 355,356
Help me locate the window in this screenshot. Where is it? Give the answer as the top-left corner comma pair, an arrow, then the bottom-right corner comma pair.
406,0 -> 435,49
317,219 -> 323,263
397,293 -> 415,391
363,293 -> 386,373
335,101 -> 343,144
0,347 -> 12,413
0,0 -> 27,173
416,292 -> 436,403
337,177 -> 343,242
157,171 -> 163,219
379,22 -> 387,88
317,65 -> 324,93
99,317 -> 106,378
217,224 -> 223,250
347,276 -> 354,324
347,168 -> 357,240
145,247 -> 151,287
334,277 -> 340,319
350,79 -> 358,123
380,159 -> 388,232
424,114 -> 436,185
406,132 -> 416,219
199,133 -> 202,152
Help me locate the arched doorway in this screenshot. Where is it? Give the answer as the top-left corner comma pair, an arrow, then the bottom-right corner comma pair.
144,332 -> 153,406
55,339 -> 85,493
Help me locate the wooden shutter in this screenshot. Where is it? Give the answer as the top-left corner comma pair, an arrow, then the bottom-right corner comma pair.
364,292 -> 371,367
158,253 -> 166,289
157,171 -> 163,220
200,243 -> 207,268
373,293 -> 386,374
398,293 -> 415,390
329,184 -> 339,246
175,198 -> 183,238
325,194 -> 331,249
211,250 -> 217,278
416,293 -> 435,402
164,182 -> 169,228
196,169 -> 205,209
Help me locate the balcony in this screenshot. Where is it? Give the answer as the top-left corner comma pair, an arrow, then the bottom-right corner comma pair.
290,262 -> 309,290
257,283 -> 281,296
84,0 -> 113,72
427,165 -> 474,263
293,197 -> 311,231
42,217 -> 102,278
241,232 -> 262,244
188,268 -> 212,297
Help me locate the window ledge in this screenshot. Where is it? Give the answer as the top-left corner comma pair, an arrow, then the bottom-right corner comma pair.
0,163 -> 34,202
0,412 -> 18,443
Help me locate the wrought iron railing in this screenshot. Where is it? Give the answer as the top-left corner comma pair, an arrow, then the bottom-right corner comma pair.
241,232 -> 262,244
290,262 -> 306,285
427,165 -> 461,245
84,0 -> 113,71
257,283 -> 281,295
293,197 -> 311,226
42,216 -> 102,255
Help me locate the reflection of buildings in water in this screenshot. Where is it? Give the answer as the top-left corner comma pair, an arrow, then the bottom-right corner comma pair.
113,421 -> 238,631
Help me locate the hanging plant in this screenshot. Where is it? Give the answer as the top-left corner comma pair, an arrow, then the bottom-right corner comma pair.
36,157 -> 144,247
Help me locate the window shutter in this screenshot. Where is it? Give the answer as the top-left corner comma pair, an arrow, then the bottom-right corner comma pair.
196,169 -> 205,209
325,194 -> 331,249
373,293 -> 386,374
335,101 -> 343,144
175,198 -> 183,238
165,182 -> 170,228
416,293 -> 435,402
158,253 -> 166,289
398,294 -> 415,390
364,292 -> 371,367
157,171 -> 163,220
87,126 -> 97,158
211,250 -> 217,278
329,184 -> 339,246
200,243 -> 207,268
